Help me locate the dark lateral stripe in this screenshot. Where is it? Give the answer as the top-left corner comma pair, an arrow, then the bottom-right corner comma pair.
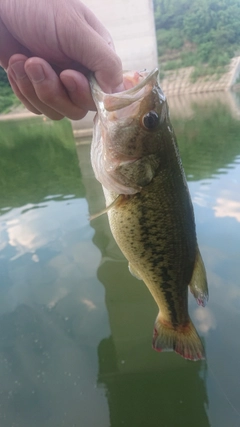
161,285 -> 179,325
137,191 -> 186,326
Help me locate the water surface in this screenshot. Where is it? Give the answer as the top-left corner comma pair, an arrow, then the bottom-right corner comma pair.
0,97 -> 240,427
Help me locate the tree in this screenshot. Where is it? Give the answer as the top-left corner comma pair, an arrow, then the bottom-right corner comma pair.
0,66 -> 10,88
154,0 -> 240,68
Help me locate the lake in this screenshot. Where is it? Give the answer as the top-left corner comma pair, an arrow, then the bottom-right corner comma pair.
0,92 -> 240,427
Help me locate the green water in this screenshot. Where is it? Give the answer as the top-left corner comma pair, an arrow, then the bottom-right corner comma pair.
0,96 -> 240,427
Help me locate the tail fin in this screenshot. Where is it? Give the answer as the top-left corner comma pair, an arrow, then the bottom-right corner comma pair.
152,315 -> 205,361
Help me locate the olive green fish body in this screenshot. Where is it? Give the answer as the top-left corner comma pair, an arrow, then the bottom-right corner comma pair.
104,151 -> 196,327
90,69 -> 208,361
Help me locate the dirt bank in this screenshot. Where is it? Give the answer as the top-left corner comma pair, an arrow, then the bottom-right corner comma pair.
160,56 -> 240,96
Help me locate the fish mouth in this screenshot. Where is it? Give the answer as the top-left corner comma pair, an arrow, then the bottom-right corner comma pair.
89,68 -> 161,112
90,68 -> 158,95
115,68 -> 159,95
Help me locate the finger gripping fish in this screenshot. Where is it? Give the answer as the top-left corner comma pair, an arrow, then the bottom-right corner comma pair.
90,69 -> 208,361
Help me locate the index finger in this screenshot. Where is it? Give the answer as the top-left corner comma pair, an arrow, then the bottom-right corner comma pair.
0,17 -> 30,69
57,8 -> 123,93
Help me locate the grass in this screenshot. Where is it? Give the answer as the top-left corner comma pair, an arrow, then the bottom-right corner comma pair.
0,86 -> 20,114
190,64 -> 227,82
161,56 -> 228,82
160,47 -> 231,82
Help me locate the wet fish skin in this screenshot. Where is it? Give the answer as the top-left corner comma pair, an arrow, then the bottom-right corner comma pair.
90,69 -> 208,361
90,69 -> 167,195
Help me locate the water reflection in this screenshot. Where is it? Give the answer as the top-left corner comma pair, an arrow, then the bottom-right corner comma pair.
170,97 -> 240,182
0,118 -> 85,208
0,96 -> 240,427
78,145 -> 210,427
0,119 -> 110,426
77,95 -> 240,427
172,98 -> 240,426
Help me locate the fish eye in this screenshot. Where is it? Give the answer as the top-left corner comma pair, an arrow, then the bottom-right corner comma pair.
142,111 -> 159,130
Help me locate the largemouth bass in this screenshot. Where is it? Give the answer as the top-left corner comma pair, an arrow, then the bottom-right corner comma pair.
90,69 -> 208,361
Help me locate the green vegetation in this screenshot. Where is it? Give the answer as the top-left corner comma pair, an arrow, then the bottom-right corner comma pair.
0,66 -> 10,88
172,101 -> 240,180
0,118 -> 85,209
0,66 -> 19,113
154,0 -> 240,76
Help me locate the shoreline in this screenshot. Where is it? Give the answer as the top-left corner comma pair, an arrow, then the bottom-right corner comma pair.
1,90 -> 240,145
160,56 -> 240,96
1,56 -> 240,127
0,110 -> 39,121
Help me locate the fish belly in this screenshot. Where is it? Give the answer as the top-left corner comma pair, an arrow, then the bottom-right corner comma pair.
103,168 -> 196,326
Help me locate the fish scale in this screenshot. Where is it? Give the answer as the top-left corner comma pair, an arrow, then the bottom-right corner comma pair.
106,169 -> 194,325
90,68 -> 208,361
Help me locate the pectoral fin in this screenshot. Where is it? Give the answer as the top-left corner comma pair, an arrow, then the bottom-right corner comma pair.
90,194 -> 125,221
189,247 -> 208,307
128,263 -> 142,280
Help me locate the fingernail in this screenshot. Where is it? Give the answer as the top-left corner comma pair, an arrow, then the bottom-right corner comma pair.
11,61 -> 26,79
26,64 -> 45,83
62,76 -> 77,92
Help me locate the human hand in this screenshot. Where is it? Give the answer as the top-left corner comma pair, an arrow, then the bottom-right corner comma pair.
0,0 -> 123,120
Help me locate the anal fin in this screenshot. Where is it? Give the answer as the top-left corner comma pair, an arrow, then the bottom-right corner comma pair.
189,246 -> 208,307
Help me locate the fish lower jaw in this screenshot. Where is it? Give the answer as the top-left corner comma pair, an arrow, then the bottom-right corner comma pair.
118,157 -> 141,166
104,156 -> 140,172
104,182 -> 141,196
